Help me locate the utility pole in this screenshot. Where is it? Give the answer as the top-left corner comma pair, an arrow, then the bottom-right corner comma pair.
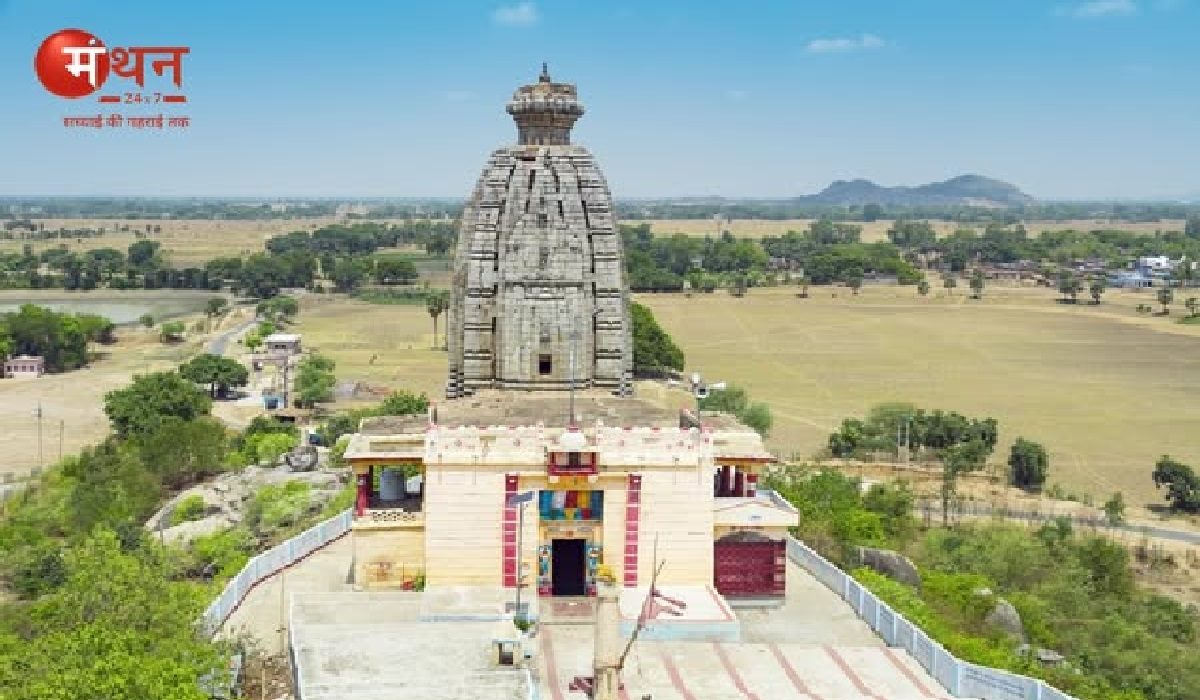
34,402 -> 43,470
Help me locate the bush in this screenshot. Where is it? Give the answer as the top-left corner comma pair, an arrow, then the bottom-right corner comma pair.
1008,437 -> 1049,490
171,494 -> 206,525
245,481 -> 312,532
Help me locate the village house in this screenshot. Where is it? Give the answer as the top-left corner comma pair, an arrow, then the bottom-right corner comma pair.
3,354 -> 45,379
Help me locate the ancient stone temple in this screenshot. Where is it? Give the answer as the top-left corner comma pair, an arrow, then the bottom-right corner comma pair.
446,65 -> 633,398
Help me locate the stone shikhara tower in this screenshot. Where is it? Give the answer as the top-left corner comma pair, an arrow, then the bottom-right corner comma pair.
446,66 -> 633,398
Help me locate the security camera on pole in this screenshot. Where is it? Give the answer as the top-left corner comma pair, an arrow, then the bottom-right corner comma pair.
689,371 -> 725,426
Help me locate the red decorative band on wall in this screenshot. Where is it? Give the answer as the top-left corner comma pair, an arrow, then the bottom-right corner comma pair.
503,473 -> 518,587
624,473 -> 642,587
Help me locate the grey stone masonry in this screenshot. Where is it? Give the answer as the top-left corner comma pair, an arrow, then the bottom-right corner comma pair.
447,68 -> 632,398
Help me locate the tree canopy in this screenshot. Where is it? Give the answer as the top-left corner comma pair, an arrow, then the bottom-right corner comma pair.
630,302 -> 684,374
179,353 -> 249,398
104,371 -> 212,437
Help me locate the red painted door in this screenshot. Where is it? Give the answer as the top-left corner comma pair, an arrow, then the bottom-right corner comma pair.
713,538 -> 786,598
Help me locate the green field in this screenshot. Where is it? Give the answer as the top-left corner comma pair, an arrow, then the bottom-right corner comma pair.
640,285 -> 1200,507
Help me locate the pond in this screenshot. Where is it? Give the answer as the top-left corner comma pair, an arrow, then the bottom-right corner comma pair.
0,291 -> 217,324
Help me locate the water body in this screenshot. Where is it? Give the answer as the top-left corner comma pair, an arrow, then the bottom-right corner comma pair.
0,291 -> 215,324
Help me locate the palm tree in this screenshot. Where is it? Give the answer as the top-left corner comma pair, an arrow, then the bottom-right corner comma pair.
426,291 -> 449,349
1156,286 -> 1174,315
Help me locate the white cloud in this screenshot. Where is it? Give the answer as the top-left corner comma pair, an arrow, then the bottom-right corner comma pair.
805,34 -> 886,54
493,2 -> 539,27
1058,0 -> 1138,17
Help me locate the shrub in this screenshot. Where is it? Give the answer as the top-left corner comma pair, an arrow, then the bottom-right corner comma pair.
245,481 -> 312,532
171,494 -> 206,525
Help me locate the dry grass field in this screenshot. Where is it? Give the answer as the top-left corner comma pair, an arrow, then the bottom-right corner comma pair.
293,294 -> 447,403
640,285 -> 1200,507
0,293 -> 249,478
285,282 -> 1200,508
644,218 -> 1188,242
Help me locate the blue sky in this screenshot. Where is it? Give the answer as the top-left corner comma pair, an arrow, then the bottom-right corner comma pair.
0,0 -> 1196,200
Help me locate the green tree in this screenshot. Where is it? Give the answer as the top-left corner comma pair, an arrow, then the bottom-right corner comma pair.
331,256 -> 368,293
1157,286 -> 1174,314
941,439 -> 988,525
844,269 -> 864,295
1185,296 -> 1199,317
75,313 -> 116,344
1152,455 -> 1200,512
917,278 -> 930,297
295,353 -> 336,407
862,203 -> 884,222
204,296 -> 227,318
139,312 -> 154,328
969,269 -> 985,299
256,294 -> 299,322
103,371 -> 212,437
1088,277 -> 1105,305
942,272 -> 956,295
426,289 -> 449,349
159,320 -> 185,342
1008,437 -> 1049,491
1103,492 -> 1125,526
630,302 -> 684,374
3,304 -> 90,372
374,256 -> 419,285
178,353 -> 249,398
243,330 -> 262,351
137,417 -> 227,489
0,529 -> 223,699
1185,216 -> 1200,239
1057,270 -> 1082,303
379,390 -> 430,416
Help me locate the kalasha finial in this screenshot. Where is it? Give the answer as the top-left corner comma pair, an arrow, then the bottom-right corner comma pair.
506,65 -> 584,145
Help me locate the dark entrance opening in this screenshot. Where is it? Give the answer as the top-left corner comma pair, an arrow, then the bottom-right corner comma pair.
551,538 -> 586,596
538,354 -> 553,375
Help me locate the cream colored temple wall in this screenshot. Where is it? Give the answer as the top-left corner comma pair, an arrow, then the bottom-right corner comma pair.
423,468 -> 507,586
353,525 -> 425,589
637,467 -> 715,585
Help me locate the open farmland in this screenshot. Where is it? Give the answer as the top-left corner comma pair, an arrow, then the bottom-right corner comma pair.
639,284 -> 1200,507
2,218 -> 1187,266
641,218 -> 1187,242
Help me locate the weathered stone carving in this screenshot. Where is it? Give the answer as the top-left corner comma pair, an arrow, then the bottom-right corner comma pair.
447,67 -> 633,397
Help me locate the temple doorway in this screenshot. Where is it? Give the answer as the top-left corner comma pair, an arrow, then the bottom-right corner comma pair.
551,538 -> 586,596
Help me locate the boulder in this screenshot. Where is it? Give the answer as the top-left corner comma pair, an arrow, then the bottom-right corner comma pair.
984,598 -> 1027,643
857,547 -> 921,588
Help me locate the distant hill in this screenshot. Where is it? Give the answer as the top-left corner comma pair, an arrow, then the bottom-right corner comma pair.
799,174 -> 1034,208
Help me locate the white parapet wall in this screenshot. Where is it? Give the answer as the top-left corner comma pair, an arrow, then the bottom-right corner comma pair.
785,537 -> 1076,700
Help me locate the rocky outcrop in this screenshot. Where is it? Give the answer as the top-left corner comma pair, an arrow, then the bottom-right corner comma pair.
145,465 -> 346,545
857,547 -> 922,588
984,598 -> 1027,643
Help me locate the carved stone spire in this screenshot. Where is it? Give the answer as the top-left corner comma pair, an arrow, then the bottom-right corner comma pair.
505,65 -> 584,146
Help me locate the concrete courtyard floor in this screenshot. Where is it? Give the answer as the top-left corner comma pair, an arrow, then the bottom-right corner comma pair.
227,540 -> 959,700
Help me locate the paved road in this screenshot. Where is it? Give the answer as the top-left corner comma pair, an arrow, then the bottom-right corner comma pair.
207,318 -> 255,356
940,501 -> 1200,545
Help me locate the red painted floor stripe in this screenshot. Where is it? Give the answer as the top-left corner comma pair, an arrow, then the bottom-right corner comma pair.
713,642 -> 762,700
658,649 -> 699,700
539,628 -> 566,700
882,647 -> 942,698
824,646 -> 887,700
767,643 -> 824,700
